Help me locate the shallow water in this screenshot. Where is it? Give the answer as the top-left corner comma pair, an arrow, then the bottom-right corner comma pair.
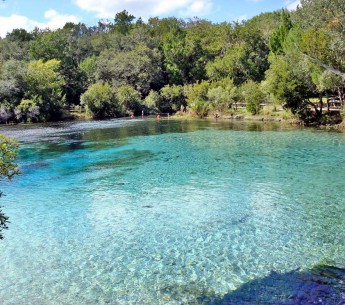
0,119 -> 344,304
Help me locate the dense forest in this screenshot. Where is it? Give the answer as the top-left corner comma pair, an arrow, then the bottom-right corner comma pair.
0,0 -> 344,124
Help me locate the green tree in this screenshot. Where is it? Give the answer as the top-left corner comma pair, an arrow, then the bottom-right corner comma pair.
143,90 -> 160,112
265,48 -> 317,121
162,24 -> 208,84
29,30 -> 66,61
0,134 -> 19,239
81,82 -> 117,118
0,60 -> 26,111
114,10 -> 136,35
78,55 -> 98,89
116,85 -> 142,115
269,10 -> 292,55
159,85 -> 185,113
184,80 -> 210,118
96,44 -> 163,96
295,0 -> 345,73
206,44 -> 246,82
207,78 -> 239,112
14,99 -> 40,122
24,59 -> 65,120
241,80 -> 265,115
207,25 -> 269,85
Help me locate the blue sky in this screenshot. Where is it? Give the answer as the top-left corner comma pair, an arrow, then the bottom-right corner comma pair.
0,0 -> 300,37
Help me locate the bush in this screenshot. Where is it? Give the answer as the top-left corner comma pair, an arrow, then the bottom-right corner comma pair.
241,80 -> 265,115
81,82 -> 117,118
159,85 -> 185,113
116,85 -> 142,115
144,90 -> 160,113
184,80 -> 211,118
14,99 -> 40,122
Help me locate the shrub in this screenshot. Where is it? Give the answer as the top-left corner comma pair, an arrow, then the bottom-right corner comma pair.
241,80 -> 265,115
14,99 -> 40,122
116,85 -> 142,115
81,82 -> 117,118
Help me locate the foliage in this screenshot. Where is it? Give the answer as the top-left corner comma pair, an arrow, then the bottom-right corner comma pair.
14,99 -> 40,122
240,80 -> 266,115
81,82 -> 117,118
207,24 -> 269,85
206,44 -> 246,83
207,79 -> 239,112
269,10 -> 292,55
114,10 -> 136,35
159,85 -> 185,112
144,90 -> 160,112
116,85 -> 142,115
24,59 -> 65,120
78,55 -> 98,89
295,0 -> 345,73
29,30 -> 66,61
0,134 -> 19,239
97,44 -> 163,96
0,135 -> 19,179
0,60 -> 26,105
0,6 -> 344,124
0,101 -> 13,123
316,70 -> 343,93
184,80 -> 211,118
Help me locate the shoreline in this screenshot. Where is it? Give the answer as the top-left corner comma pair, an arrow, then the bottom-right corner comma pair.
1,111 -> 344,131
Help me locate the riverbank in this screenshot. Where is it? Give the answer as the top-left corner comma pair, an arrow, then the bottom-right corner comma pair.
2,106 -> 343,131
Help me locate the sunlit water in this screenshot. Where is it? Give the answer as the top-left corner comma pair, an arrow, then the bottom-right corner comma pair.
0,119 -> 344,304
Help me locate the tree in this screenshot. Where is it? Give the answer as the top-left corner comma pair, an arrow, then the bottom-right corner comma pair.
207,25 -> 269,85
81,82 -> 117,118
206,44 -> 246,83
114,10 -> 136,35
143,90 -> 160,112
24,59 -> 65,120
207,78 -> 239,112
184,80 -> 211,118
29,30 -> 66,61
78,55 -> 98,89
295,0 -> 345,73
14,99 -> 40,122
0,59 -> 26,109
241,80 -> 265,115
162,24 -> 208,85
0,134 -> 19,239
159,85 -> 185,113
269,10 -> 292,55
264,49 -> 317,122
116,85 -> 142,115
96,44 -> 163,96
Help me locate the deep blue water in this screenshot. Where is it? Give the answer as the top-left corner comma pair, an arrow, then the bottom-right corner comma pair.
0,119 -> 344,304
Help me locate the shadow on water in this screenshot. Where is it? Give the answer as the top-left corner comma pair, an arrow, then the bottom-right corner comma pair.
195,265 -> 345,305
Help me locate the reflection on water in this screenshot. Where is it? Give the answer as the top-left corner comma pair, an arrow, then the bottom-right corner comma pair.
0,119 -> 344,304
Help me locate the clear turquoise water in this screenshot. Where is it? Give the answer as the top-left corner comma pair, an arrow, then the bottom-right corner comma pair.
0,119 -> 344,304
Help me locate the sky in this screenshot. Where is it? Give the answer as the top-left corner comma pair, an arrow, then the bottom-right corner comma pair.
0,0 -> 300,38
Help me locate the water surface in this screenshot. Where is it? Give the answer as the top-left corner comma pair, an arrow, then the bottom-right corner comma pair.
0,119 -> 344,304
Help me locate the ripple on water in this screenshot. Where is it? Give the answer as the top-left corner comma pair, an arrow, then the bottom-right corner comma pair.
0,120 -> 344,304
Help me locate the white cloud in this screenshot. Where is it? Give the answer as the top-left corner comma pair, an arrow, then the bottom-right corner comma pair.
286,0 -> 300,10
180,0 -> 213,17
42,10 -> 80,29
234,15 -> 248,22
0,15 -> 36,37
73,0 -> 213,19
0,10 -> 80,38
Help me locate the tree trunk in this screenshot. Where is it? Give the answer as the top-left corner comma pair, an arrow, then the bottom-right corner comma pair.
338,87 -> 344,106
319,94 -> 323,115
